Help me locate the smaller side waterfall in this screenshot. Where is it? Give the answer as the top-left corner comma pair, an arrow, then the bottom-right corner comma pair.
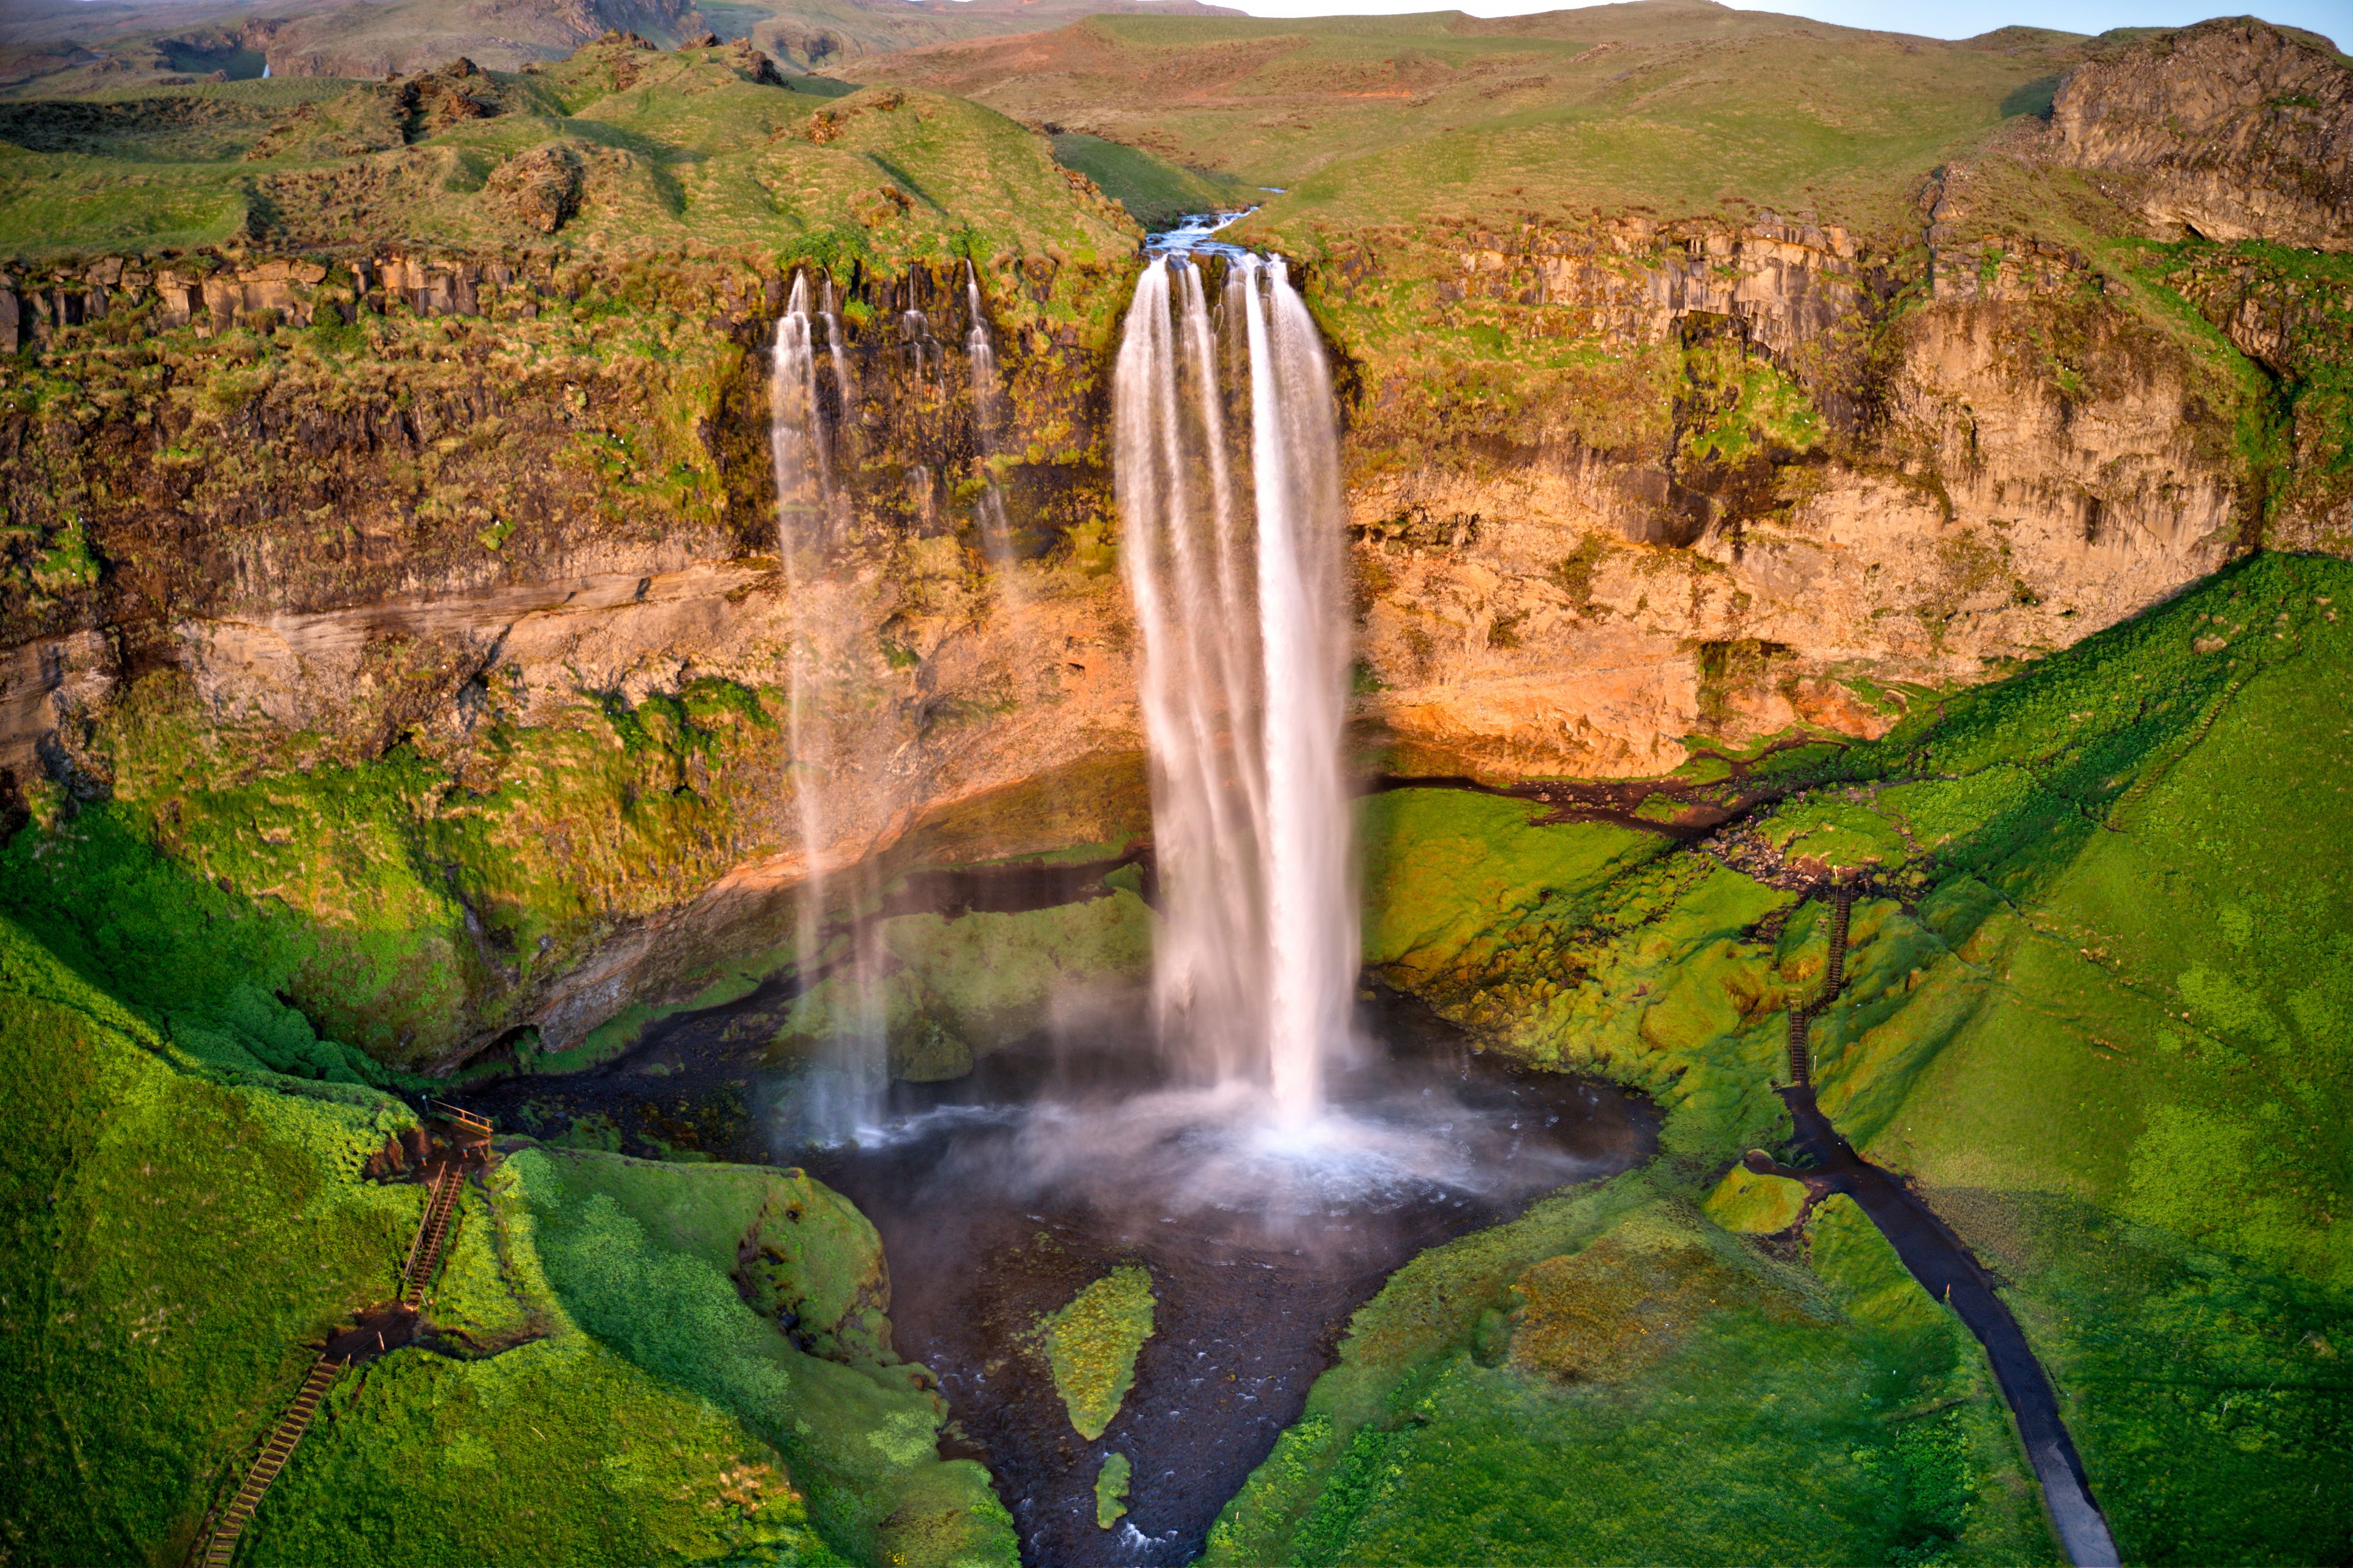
1113,253 -> 1355,1124
964,260 -> 1018,579
901,307 -> 942,392
770,275 -> 828,539
771,273 -> 887,1139
819,279 -> 857,441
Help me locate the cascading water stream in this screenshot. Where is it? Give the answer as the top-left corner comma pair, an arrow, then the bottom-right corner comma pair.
965,260 -> 1018,577
819,278 -> 857,444
901,306 -> 941,392
1113,252 -> 1355,1124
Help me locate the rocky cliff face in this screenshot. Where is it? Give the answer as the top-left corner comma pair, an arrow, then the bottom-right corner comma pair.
0,240 -> 1144,1063
1316,200 -> 2306,779
2048,18 -> 2352,252
3,24 -> 2347,1072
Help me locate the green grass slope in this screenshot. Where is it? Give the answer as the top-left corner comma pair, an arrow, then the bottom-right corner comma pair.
1050,129 -> 1251,227
0,676 -> 788,1069
0,913 -> 421,1566
0,35 -> 1140,263
1325,550 -> 2351,1565
255,1147 -> 1015,1566
1204,1171 -> 2058,1567
847,1 -> 2080,235
1808,577 -> 2353,1564
0,902 -> 1014,1565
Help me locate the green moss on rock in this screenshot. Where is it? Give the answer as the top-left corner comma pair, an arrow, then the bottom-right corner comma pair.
1042,1265 -> 1156,1442
1093,1450 -> 1132,1529
1203,1172 -> 2056,1567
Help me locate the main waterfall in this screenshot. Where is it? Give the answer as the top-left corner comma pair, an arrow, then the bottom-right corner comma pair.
1113,252 -> 1355,1124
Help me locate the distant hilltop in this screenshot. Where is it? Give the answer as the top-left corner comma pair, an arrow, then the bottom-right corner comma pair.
0,0 -> 1246,98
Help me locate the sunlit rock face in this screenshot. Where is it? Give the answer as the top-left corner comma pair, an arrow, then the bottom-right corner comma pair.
1331,220 -> 2249,780
2047,18 -> 2352,254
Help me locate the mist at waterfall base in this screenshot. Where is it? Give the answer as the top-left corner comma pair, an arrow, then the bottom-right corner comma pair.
773,250 -> 1556,1206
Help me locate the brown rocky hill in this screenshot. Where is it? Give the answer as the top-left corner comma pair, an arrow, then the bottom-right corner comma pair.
2049,17 -> 2352,251
259,0 -> 711,78
0,0 -> 1242,96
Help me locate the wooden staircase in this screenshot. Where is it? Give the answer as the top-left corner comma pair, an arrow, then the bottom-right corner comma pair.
1786,884 -> 1856,1088
200,1352 -> 344,1567
195,1112 -> 491,1567
401,1164 -> 464,1308
431,1099 -> 493,1140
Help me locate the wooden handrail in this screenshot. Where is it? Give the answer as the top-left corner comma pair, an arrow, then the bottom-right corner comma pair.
429,1099 -> 492,1134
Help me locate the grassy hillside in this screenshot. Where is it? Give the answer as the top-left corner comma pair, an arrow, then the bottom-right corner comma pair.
0,916 -> 420,1566
1204,1173 -> 2060,1567
844,1 -> 2082,237
0,34 -> 1139,262
711,0 -> 1246,74
1313,550 -> 2352,1565
1050,128 -> 1251,227
0,905 -> 1011,1564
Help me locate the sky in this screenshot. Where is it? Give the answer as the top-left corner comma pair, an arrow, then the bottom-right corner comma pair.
1197,0 -> 2349,50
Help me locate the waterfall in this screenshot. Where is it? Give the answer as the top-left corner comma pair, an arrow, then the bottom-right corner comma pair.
770,274 -> 885,1138
901,307 -> 941,392
819,279 -> 857,444
964,260 -> 1017,578
1112,253 -> 1355,1124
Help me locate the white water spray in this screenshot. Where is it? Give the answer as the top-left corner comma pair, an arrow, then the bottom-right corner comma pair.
1112,253 -> 1355,1123
771,274 -> 885,1138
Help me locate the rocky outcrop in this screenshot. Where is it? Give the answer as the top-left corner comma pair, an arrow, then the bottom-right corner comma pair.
486,144 -> 586,233
2048,18 -> 2353,252
1311,205 -> 2266,779
1427,213 -> 1879,360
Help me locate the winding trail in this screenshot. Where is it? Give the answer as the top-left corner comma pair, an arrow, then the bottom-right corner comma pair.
1768,893 -> 2120,1568
1368,735 -> 1835,843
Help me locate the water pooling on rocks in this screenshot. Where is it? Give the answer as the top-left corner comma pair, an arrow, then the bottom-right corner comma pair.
466,979 -> 1658,1567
